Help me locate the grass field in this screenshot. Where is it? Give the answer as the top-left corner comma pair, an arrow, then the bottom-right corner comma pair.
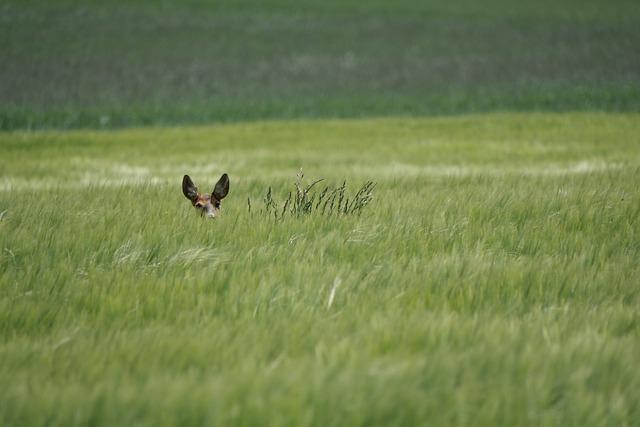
2,0 -> 640,129
2,0 -> 640,424
1,113 -> 639,425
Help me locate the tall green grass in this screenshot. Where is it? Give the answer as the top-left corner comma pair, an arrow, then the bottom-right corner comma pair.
256,170 -> 376,218
0,113 -> 639,425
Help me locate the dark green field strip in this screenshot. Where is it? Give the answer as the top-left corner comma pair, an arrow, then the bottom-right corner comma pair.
2,0 -> 639,129
2,84 -> 639,131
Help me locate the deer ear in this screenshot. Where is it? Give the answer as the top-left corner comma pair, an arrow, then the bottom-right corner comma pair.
182,175 -> 199,202
212,173 -> 230,200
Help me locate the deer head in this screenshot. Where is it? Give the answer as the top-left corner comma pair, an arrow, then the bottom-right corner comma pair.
182,174 -> 230,218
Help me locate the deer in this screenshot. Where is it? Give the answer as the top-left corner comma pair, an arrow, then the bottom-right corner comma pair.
182,173 -> 229,218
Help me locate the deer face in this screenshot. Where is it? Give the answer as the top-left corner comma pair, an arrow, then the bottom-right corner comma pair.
182,174 -> 229,218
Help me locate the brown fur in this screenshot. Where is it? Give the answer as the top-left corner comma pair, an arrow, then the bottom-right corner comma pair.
182,174 -> 229,218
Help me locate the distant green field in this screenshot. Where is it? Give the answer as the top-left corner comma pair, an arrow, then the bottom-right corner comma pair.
2,0 -> 639,130
1,113 -> 639,425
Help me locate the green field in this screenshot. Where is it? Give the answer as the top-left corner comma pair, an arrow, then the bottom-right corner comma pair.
1,113 -> 639,425
2,0 -> 640,424
2,0 -> 640,129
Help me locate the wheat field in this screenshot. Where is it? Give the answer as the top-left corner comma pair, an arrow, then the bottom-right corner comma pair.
1,113 -> 639,425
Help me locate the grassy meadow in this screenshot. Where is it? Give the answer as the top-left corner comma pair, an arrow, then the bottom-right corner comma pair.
2,0 -> 640,424
1,113 -> 639,425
